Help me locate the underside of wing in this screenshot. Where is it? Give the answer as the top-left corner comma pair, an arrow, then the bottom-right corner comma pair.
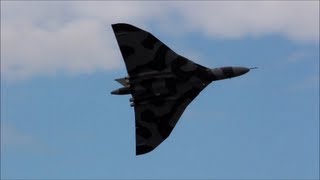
112,23 -> 180,77
134,80 -> 210,155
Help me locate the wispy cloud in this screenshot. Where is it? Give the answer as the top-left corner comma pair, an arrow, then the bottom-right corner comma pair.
1,123 -> 36,148
1,1 -> 318,81
298,74 -> 319,91
286,74 -> 320,94
287,51 -> 309,63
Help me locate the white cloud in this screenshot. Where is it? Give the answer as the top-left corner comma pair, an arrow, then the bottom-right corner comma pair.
1,1 -> 319,81
1,2 -> 123,81
170,1 -> 319,41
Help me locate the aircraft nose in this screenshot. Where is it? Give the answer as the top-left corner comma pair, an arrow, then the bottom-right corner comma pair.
232,67 -> 250,76
233,67 -> 250,76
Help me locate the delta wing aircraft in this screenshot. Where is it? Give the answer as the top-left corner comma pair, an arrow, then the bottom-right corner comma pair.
111,23 -> 254,155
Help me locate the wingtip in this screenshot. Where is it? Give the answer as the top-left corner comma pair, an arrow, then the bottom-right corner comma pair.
111,23 -> 127,27
111,23 -> 140,33
136,145 -> 155,155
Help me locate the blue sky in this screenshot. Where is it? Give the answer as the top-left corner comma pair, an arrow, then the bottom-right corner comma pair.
1,1 -> 319,179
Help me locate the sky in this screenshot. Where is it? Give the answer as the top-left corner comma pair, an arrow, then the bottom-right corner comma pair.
1,1 -> 319,179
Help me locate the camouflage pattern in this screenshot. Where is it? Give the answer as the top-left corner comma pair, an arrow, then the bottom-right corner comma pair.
111,23 -> 250,155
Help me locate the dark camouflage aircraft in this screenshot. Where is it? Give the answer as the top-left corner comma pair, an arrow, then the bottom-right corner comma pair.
111,23 -> 254,155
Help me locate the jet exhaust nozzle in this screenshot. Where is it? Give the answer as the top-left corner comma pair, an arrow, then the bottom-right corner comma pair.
111,87 -> 131,95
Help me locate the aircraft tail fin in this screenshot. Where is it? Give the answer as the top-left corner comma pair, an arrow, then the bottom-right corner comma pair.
115,78 -> 127,86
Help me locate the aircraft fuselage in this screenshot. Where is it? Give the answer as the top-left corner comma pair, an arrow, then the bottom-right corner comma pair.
111,66 -> 250,96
